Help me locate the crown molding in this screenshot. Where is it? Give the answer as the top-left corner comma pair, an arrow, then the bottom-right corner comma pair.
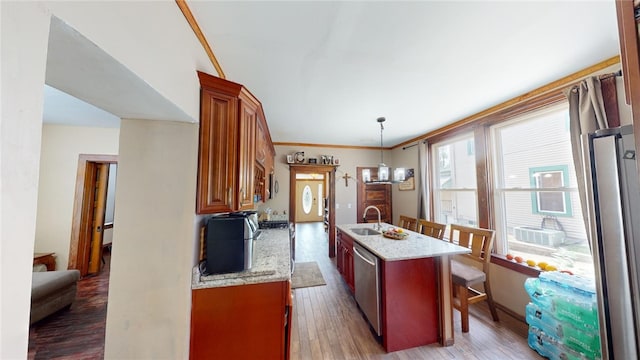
175,0 -> 225,79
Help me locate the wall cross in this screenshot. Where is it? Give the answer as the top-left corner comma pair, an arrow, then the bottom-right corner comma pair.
342,173 -> 352,187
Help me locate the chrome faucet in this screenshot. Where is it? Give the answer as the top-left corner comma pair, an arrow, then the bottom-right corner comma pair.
363,205 -> 382,230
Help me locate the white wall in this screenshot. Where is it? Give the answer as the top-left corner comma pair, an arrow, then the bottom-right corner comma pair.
44,1 -> 212,121
1,1 -> 214,357
104,119 -> 198,359
35,124 -> 120,270
1,3 -> 51,357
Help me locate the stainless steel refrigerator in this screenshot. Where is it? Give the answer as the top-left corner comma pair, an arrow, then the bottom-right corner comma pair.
584,124 -> 640,359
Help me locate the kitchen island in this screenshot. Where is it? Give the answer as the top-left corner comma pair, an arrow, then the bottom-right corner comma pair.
336,223 -> 470,352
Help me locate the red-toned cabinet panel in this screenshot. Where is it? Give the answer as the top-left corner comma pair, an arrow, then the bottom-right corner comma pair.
336,230 -> 355,293
380,257 -> 439,352
190,281 -> 289,359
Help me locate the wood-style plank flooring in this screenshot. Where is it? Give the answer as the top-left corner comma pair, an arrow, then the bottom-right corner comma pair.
28,251 -> 110,360
26,224 -> 543,359
291,222 -> 543,360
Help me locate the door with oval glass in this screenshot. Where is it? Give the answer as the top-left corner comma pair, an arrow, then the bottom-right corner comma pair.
295,179 -> 324,223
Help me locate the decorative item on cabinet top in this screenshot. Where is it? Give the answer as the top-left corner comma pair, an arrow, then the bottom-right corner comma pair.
285,152 -> 339,165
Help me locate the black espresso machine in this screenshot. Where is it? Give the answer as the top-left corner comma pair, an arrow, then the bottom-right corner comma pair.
203,212 -> 257,275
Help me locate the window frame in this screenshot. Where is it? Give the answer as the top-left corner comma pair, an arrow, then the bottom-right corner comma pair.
529,165 -> 573,217
431,133 -> 479,231
423,68 -> 609,276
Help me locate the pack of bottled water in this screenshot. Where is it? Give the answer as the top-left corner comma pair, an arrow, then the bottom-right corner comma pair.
526,302 -> 600,358
524,272 -> 599,330
528,326 -> 595,360
524,271 -> 601,360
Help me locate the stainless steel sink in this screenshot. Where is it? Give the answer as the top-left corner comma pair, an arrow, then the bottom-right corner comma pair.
350,228 -> 381,236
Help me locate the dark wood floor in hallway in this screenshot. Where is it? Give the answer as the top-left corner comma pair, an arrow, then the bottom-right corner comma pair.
28,252 -> 110,360
291,222 -> 542,360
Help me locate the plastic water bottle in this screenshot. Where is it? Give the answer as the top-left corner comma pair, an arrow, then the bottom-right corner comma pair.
524,277 -> 554,311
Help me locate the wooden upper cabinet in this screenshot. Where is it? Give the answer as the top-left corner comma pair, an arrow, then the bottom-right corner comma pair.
197,86 -> 238,213
255,114 -> 268,166
197,71 -> 267,214
255,111 -> 275,201
237,95 -> 257,210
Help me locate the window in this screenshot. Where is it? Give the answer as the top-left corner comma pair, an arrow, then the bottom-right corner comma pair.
491,105 -> 592,277
432,133 -> 478,233
530,166 -> 572,216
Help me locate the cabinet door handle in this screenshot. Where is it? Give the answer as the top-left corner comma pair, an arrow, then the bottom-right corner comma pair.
227,187 -> 232,206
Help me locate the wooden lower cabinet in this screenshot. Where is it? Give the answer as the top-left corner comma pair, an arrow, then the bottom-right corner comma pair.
380,257 -> 439,352
190,281 -> 292,359
336,230 -> 354,293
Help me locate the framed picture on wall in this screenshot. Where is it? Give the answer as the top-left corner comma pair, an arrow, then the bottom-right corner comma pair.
398,168 -> 415,191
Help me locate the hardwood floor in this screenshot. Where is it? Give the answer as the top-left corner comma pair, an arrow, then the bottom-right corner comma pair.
28,251 -> 110,360
291,222 -> 543,360
26,224 -> 542,359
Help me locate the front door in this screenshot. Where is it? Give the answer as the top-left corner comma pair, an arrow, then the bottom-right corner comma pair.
295,180 -> 324,223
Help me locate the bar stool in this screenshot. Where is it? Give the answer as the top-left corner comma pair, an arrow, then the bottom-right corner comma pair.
417,219 -> 446,239
398,215 -> 418,231
447,224 -> 499,332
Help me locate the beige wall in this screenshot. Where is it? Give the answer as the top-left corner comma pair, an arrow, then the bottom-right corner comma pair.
263,145 -> 386,225
35,124 -> 120,270
389,144 -> 421,224
264,144 -> 423,226
104,119 -> 198,359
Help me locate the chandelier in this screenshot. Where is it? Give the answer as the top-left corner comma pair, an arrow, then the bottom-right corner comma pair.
377,117 -> 390,181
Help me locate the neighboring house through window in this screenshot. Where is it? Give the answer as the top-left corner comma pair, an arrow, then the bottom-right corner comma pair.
529,165 -> 572,216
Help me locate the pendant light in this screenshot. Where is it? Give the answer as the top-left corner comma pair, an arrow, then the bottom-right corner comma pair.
377,117 -> 390,181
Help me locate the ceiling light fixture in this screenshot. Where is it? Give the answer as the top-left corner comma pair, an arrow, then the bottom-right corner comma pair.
377,117 -> 390,181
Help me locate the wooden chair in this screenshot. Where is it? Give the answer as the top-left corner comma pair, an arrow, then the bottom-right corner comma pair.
447,224 -> 499,332
398,215 -> 418,232
417,219 -> 446,240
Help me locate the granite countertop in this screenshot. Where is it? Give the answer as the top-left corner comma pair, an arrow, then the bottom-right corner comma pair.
337,223 -> 471,261
191,228 -> 291,289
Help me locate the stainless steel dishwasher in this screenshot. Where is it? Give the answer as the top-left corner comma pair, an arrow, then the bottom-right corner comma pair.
353,242 -> 381,336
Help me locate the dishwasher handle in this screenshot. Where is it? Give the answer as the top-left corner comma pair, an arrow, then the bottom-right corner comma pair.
353,246 -> 376,266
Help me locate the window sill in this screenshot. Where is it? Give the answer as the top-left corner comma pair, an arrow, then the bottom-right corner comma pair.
491,254 -> 541,277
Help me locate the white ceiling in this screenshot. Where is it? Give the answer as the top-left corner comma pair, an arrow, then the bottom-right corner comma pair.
43,85 -> 120,128
43,1 -> 621,148
189,0 -> 620,147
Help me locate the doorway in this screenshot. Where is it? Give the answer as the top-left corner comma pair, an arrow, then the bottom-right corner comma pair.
289,164 -> 337,257
295,178 -> 325,223
68,154 -> 118,277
